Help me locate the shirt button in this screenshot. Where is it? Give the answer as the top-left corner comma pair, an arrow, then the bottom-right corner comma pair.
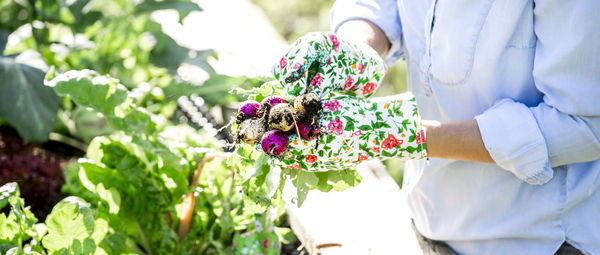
419,73 -> 432,96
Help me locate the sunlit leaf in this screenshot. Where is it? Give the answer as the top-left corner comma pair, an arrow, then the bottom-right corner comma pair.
163,75 -> 261,106
42,197 -> 94,252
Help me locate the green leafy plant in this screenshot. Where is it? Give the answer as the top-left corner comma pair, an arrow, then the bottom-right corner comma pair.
0,48 -> 59,142
28,69 -> 289,254
0,182 -> 124,255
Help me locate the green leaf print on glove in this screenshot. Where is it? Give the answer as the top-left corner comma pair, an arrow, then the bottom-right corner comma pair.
233,213 -> 280,255
267,93 -> 427,172
273,32 -> 387,99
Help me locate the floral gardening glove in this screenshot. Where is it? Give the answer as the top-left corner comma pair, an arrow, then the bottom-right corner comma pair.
267,93 -> 427,171
273,32 -> 387,99
232,214 -> 280,255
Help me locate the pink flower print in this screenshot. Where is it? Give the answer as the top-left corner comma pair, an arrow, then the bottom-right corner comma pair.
362,82 -> 377,94
358,63 -> 365,72
262,239 -> 269,249
323,99 -> 341,111
329,34 -> 340,51
326,56 -> 332,63
280,57 -> 287,69
288,164 -> 301,170
382,134 -> 403,150
416,130 -> 425,145
343,75 -> 355,90
310,73 -> 322,86
293,62 -> 302,69
328,119 -> 344,135
358,155 -> 368,161
305,155 -> 318,163
351,130 -> 362,137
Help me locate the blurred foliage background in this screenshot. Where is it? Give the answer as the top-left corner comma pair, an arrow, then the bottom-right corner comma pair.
0,0 -> 282,253
0,0 -> 261,144
253,0 -> 408,186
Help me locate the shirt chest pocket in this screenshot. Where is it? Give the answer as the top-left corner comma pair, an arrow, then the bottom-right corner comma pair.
428,0 -> 494,85
427,0 -> 536,85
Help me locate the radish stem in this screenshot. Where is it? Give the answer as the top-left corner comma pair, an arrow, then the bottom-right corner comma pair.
293,117 -> 303,142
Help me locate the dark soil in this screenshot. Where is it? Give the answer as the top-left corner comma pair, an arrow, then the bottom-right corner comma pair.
258,102 -> 272,123
269,104 -> 295,131
294,93 -> 321,125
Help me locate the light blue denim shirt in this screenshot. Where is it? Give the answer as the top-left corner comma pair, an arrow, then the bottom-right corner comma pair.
331,0 -> 600,254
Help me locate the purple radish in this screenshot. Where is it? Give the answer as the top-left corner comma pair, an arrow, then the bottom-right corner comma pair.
235,100 -> 261,124
297,122 -> 320,141
261,130 -> 290,156
261,96 -> 287,107
269,103 -> 296,132
236,118 -> 266,145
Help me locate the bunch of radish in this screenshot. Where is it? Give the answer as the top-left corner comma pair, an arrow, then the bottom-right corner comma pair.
234,93 -> 322,157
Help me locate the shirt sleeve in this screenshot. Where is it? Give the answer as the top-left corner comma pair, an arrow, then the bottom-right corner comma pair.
329,0 -> 404,64
475,0 -> 600,185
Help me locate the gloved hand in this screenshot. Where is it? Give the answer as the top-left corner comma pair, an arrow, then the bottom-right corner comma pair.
272,32 -> 387,99
265,93 -> 427,171
256,32 -> 426,171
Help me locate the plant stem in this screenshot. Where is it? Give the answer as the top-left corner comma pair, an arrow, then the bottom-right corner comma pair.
135,217 -> 153,255
191,153 -> 229,187
48,132 -> 88,152
178,152 -> 231,240
177,193 -> 195,241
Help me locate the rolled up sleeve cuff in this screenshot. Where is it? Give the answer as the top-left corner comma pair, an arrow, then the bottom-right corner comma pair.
474,99 -> 553,185
330,0 -> 404,64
